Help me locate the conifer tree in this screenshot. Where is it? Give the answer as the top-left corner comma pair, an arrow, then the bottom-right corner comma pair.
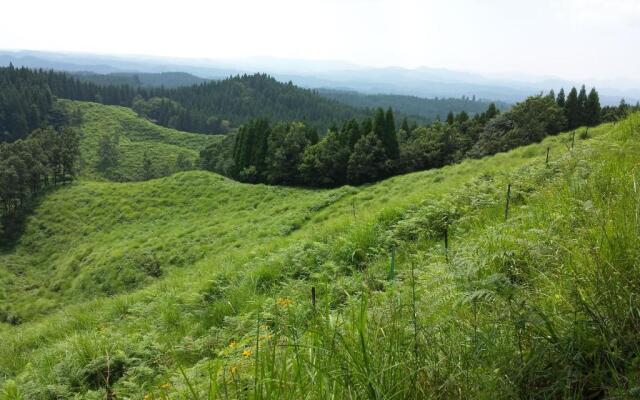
446,112 -> 455,125
373,108 -> 386,139
484,103 -> 499,121
556,88 -> 566,108
565,87 -> 580,129
577,85 -> 588,126
400,117 -> 410,133
383,107 -> 399,159
586,88 -> 601,126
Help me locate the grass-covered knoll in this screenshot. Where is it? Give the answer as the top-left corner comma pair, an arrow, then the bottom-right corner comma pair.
0,115 -> 638,399
0,172 -> 344,322
68,101 -> 222,181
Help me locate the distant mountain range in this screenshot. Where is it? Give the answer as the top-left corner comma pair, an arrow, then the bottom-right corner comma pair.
1,49 -> 638,105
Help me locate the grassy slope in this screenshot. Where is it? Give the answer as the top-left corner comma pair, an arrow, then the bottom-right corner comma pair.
0,114 -> 638,399
68,100 -> 223,181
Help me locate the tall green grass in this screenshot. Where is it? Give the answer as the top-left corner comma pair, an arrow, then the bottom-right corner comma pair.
66,101 -> 222,181
1,111 -> 637,399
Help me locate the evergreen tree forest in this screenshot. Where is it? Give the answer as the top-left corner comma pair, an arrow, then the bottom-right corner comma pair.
0,65 -> 67,142
0,127 -> 80,240
202,87 -> 627,188
0,66 -> 363,137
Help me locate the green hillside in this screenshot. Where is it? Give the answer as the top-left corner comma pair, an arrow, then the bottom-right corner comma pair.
1,113 -> 639,399
68,101 -> 223,181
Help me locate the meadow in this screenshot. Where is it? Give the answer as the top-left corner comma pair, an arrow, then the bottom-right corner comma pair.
68,101 -> 223,181
0,108 -> 638,399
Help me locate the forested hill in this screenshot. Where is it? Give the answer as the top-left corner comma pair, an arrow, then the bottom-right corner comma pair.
0,66 -> 365,136
317,88 -> 510,122
73,71 -> 208,88
154,74 -> 365,130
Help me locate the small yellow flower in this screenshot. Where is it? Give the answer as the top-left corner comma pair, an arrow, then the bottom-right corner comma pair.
229,340 -> 237,348
276,297 -> 293,307
160,382 -> 171,390
242,348 -> 253,358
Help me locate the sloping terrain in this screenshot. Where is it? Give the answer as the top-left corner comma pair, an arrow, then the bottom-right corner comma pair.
0,113 -> 638,399
68,101 -> 223,181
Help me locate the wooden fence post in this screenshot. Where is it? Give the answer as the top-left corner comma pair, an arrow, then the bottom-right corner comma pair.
505,183 -> 511,221
444,226 -> 449,261
388,247 -> 396,280
545,147 -> 550,165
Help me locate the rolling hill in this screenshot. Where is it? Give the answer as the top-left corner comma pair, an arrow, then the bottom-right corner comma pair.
1,104 -> 638,398
67,100 -> 223,181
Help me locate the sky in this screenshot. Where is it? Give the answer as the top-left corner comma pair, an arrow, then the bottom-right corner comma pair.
2,0 -> 640,83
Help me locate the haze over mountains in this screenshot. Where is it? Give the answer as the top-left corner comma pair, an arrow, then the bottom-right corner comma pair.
2,49 -> 638,105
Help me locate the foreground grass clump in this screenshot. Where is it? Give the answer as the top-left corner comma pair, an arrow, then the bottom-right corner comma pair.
0,112 -> 638,399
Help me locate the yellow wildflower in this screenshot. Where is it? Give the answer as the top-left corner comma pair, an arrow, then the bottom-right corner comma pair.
229,340 -> 237,348
242,348 -> 253,358
276,297 -> 293,307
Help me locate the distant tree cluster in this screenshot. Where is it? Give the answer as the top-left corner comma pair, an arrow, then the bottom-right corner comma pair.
0,127 -> 80,239
554,85 -> 601,130
317,89 -> 509,122
202,86 -> 614,188
600,99 -> 639,123
131,96 -> 230,135
74,71 -> 207,88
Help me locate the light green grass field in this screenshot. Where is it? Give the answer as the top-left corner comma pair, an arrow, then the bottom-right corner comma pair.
67,101 -> 223,181
0,109 -> 638,399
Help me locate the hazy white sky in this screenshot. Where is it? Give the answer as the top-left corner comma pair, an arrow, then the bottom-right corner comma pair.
2,0 -> 639,82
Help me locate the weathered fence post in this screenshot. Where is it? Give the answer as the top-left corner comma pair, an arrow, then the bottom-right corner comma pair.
505,183 -> 511,221
545,147 -> 550,165
444,226 -> 449,262
388,247 -> 396,280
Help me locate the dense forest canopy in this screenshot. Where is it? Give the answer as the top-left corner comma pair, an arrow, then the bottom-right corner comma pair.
0,66 -> 365,137
73,71 -> 208,88
316,89 -> 510,122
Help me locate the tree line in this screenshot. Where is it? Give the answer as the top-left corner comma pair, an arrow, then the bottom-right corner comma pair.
316,89 -> 509,123
0,126 -> 80,240
200,86 -> 637,188
0,66 -> 364,138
